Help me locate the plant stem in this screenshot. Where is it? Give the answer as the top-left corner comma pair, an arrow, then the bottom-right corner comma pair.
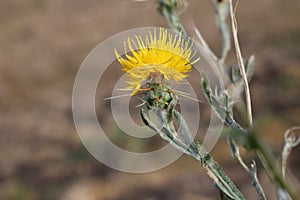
252,135 -> 297,199
223,113 -> 296,199
228,0 -> 253,127
157,0 -> 186,34
141,106 -> 245,199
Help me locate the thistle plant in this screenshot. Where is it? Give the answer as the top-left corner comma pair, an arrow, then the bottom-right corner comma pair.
113,0 -> 300,199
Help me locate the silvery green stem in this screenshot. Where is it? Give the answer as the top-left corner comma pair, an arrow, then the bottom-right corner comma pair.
140,105 -> 245,200
225,114 -> 294,200
157,0 -> 186,34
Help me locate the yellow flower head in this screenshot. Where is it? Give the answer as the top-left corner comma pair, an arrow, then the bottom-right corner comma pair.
114,28 -> 199,95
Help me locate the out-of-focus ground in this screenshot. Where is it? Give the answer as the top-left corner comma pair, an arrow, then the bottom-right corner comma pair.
0,0 -> 300,199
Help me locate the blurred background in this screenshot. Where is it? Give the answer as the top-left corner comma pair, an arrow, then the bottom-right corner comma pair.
0,0 -> 300,199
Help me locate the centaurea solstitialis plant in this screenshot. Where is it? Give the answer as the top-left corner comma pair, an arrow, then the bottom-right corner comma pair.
115,27 -> 245,199
114,1 -> 300,199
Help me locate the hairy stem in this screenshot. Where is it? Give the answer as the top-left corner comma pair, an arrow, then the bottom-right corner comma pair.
141,106 -> 245,199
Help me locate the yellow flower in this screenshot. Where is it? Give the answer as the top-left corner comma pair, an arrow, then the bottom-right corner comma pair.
115,28 -> 199,95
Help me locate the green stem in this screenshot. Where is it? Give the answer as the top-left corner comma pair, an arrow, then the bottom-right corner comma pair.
250,134 -> 297,199
141,106 -> 245,200
157,0 -> 186,34
226,117 -> 296,199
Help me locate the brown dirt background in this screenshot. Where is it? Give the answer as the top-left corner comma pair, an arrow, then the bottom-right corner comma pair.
0,0 -> 300,199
